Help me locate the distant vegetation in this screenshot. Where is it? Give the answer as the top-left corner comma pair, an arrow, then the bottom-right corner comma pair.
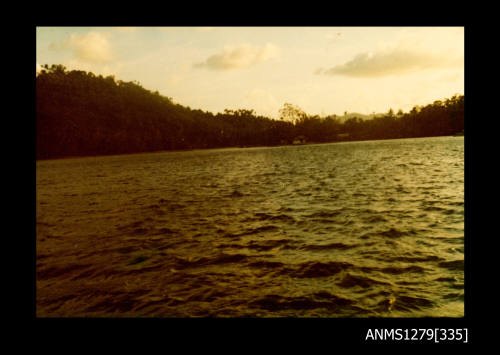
36,65 -> 464,160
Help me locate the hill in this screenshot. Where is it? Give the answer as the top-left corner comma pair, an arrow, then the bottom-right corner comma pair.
36,65 -> 464,160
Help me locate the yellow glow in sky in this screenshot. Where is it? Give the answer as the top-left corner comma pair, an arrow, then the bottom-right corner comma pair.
36,26 -> 464,118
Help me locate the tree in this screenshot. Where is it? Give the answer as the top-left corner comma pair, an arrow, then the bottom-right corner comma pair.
279,103 -> 306,123
36,64 -> 464,160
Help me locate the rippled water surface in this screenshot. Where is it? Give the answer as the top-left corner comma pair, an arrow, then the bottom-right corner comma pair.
36,136 -> 464,317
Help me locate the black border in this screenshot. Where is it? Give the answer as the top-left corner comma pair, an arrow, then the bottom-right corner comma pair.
31,20 -> 472,347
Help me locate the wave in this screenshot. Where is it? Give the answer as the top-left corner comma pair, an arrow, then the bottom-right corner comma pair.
83,289 -> 151,314
438,259 -> 464,271
293,261 -> 353,278
240,225 -> 281,236
249,293 -> 355,312
306,210 -> 343,219
385,255 -> 445,263
36,136 -> 464,317
360,227 -> 422,240
229,189 -> 245,198
254,212 -> 296,224
362,215 -> 389,223
379,228 -> 406,238
174,253 -> 250,269
390,295 -> 435,312
245,238 -> 294,252
37,264 -> 92,280
300,242 -> 358,251
337,273 -> 391,289
248,260 -> 286,269
378,265 -> 427,275
443,292 -> 464,301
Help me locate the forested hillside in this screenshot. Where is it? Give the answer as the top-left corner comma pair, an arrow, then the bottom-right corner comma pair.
36,64 -> 464,160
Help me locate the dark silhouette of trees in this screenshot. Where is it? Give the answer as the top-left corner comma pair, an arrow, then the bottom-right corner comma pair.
36,65 -> 464,160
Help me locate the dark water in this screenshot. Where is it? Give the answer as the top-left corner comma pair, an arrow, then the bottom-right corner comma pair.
36,136 -> 464,317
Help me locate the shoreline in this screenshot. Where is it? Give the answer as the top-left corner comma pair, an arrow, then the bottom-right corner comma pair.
36,134 -> 463,162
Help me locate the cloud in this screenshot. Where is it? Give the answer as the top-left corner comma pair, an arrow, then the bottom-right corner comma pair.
194,43 -> 280,71
318,47 -> 463,78
50,32 -> 114,64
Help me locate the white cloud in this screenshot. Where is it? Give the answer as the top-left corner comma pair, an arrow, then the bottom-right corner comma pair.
194,43 -> 280,71
319,46 -> 463,78
51,32 -> 114,64
318,29 -> 463,79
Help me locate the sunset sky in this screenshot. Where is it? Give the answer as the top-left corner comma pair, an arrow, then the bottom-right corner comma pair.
36,26 -> 464,119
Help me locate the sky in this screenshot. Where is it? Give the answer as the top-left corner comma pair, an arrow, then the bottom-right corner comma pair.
36,26 -> 464,119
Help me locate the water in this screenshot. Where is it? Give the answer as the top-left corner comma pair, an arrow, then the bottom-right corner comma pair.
36,136 -> 464,317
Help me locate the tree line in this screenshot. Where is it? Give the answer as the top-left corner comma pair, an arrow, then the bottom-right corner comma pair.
36,65 -> 464,160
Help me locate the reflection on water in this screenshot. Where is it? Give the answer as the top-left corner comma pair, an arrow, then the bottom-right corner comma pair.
36,136 -> 464,317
